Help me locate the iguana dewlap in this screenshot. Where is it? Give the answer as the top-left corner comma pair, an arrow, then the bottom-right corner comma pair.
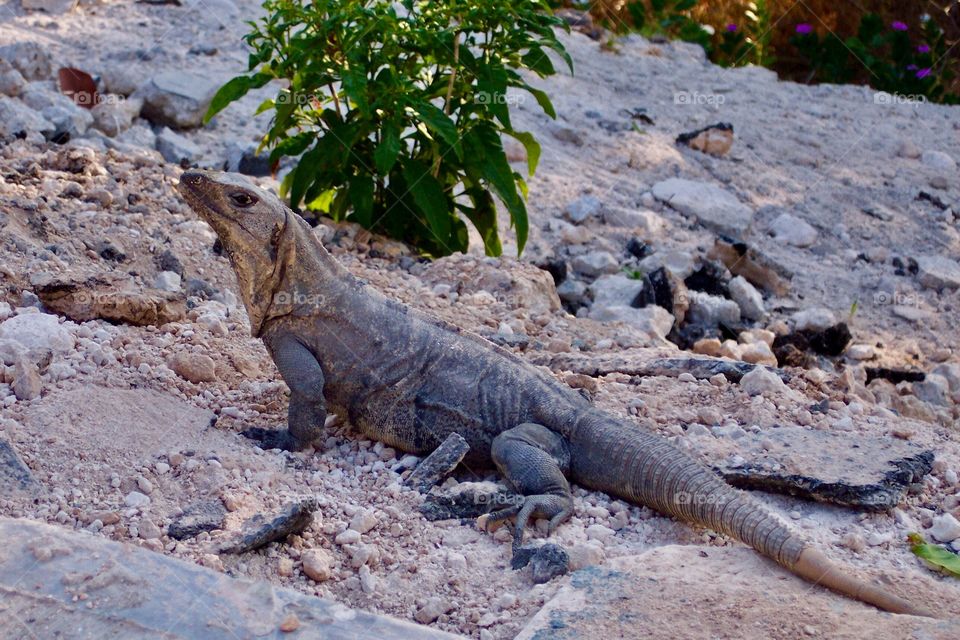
178,170 -> 932,617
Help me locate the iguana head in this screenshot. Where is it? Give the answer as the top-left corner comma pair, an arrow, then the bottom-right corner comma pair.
178,170 -> 293,335
179,170 -> 351,336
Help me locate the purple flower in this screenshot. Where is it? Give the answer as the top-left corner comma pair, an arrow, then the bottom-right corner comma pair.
726,23 -> 738,33
916,68 -> 931,78
906,64 -> 919,71
795,23 -> 813,35
917,44 -> 930,53
891,21 -> 908,31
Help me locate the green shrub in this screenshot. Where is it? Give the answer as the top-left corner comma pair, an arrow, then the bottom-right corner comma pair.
558,1 -> 958,102
205,0 -> 571,257
791,14 -> 957,103
623,0 -> 711,51
712,1 -> 774,68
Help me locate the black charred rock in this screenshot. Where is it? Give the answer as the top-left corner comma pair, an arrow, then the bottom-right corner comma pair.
185,278 -> 219,300
512,543 -> 570,584
632,267 -> 668,309
717,427 -> 934,510
156,249 -> 185,279
709,235 -> 791,295
675,122 -> 734,156
405,432 -> 470,493
865,367 -> 925,385
668,322 -> 713,351
892,257 -> 919,276
916,191 -> 949,210
530,544 -> 570,583
537,258 -> 567,286
632,267 -> 688,326
168,500 -> 227,540
773,341 -> 812,368
773,322 -> 851,361
807,322 -> 852,356
219,498 -> 318,554
684,261 -> 730,297
810,398 -> 831,414
95,240 -> 126,262
625,237 -> 651,260
238,149 -> 272,177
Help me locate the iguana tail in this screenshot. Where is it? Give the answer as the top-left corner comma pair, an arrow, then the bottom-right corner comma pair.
567,411 -> 934,617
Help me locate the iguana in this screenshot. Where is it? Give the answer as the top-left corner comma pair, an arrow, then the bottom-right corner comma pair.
178,170 -> 932,617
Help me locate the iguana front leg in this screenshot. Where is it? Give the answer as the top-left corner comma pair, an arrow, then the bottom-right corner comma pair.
248,332 -> 327,451
486,423 -> 574,553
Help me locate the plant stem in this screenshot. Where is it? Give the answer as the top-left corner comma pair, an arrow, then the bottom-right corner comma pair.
443,31 -> 460,116
432,30 -> 460,179
328,82 -> 342,117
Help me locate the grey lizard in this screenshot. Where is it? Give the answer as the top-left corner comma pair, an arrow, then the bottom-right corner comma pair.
178,170 -> 933,617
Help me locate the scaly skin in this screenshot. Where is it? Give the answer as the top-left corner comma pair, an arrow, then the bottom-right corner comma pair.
178,170 -> 933,617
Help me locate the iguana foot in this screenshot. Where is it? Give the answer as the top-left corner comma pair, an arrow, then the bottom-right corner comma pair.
288,394 -> 326,446
261,333 -> 328,450
241,427 -> 300,451
490,423 -> 575,549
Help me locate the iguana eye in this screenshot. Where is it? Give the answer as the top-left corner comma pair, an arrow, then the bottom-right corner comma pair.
229,192 -> 258,208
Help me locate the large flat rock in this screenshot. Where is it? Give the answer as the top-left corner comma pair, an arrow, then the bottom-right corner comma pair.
652,178 -> 754,236
712,426 -> 933,510
517,546 -> 960,640
0,518 -> 462,639
0,438 -> 38,497
23,385 -> 217,458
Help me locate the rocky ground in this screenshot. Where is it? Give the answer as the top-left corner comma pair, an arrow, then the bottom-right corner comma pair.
2,2 -> 960,639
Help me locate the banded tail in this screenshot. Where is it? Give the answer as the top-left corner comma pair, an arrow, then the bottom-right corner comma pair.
567,410 -> 934,617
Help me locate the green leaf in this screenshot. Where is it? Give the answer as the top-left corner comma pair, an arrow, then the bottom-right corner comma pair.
254,98 -> 275,115
204,73 -> 271,124
374,123 -> 402,174
288,144 -> 322,208
204,76 -> 254,123
908,533 -> 960,577
505,130 -> 541,176
516,175 -> 528,200
328,188 -> 351,222
465,123 -> 528,254
342,65 -> 370,115
458,187 -> 502,256
523,84 -> 556,119
305,188 -> 336,213
410,100 -> 462,157
269,131 -> 315,164
401,158 -> 452,247
477,62 -> 511,129
522,45 -> 555,76
347,175 -> 375,227
450,217 -> 470,254
278,170 -> 294,199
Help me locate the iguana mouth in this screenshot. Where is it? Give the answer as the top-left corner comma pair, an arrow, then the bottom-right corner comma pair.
177,172 -> 226,224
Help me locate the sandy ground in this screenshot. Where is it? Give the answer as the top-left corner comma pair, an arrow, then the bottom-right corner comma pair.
1,2 -> 960,639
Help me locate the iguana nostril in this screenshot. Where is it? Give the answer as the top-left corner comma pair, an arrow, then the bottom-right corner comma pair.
181,172 -> 205,186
